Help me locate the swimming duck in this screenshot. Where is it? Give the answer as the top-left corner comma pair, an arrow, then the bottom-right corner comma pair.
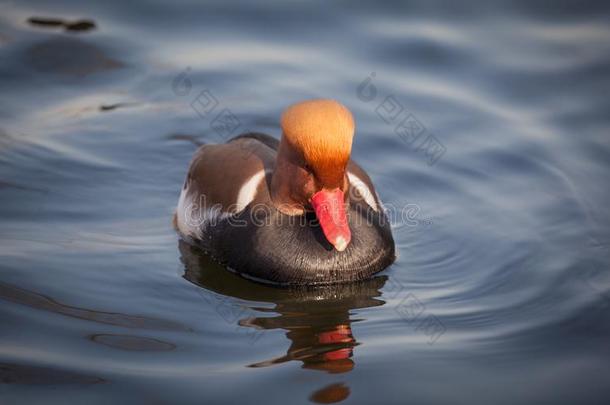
175,99 -> 395,285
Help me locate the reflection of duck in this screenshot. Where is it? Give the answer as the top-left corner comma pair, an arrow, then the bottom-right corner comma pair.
247,317 -> 357,373
179,239 -> 387,375
175,99 -> 395,285
310,383 -> 351,404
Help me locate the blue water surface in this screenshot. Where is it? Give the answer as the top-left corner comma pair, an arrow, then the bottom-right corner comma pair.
1,1 -> 609,404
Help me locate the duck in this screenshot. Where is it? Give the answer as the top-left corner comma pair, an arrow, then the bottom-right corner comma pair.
174,99 -> 395,285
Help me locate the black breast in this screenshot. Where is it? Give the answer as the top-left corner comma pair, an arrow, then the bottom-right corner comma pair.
202,200 -> 396,285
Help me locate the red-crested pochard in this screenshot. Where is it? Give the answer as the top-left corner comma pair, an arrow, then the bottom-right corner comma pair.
175,99 -> 395,285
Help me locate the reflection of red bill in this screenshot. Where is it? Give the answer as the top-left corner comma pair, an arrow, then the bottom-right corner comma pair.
318,325 -> 352,344
311,189 -> 351,251
323,347 -> 352,361
319,325 -> 354,361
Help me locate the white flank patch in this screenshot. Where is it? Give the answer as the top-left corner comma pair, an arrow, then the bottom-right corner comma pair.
176,188 -> 231,238
348,172 -> 378,211
176,188 -> 200,238
235,169 -> 268,212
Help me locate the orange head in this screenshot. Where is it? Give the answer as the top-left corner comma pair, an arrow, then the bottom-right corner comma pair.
273,99 -> 355,251
281,99 -> 355,188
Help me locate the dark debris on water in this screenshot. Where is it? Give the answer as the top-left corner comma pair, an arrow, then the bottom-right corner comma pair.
27,17 -> 96,32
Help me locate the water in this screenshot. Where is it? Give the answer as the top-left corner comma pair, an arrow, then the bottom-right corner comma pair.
1,0 -> 610,403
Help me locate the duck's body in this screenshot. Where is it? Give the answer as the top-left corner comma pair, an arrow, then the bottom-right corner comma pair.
175,100 -> 395,285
